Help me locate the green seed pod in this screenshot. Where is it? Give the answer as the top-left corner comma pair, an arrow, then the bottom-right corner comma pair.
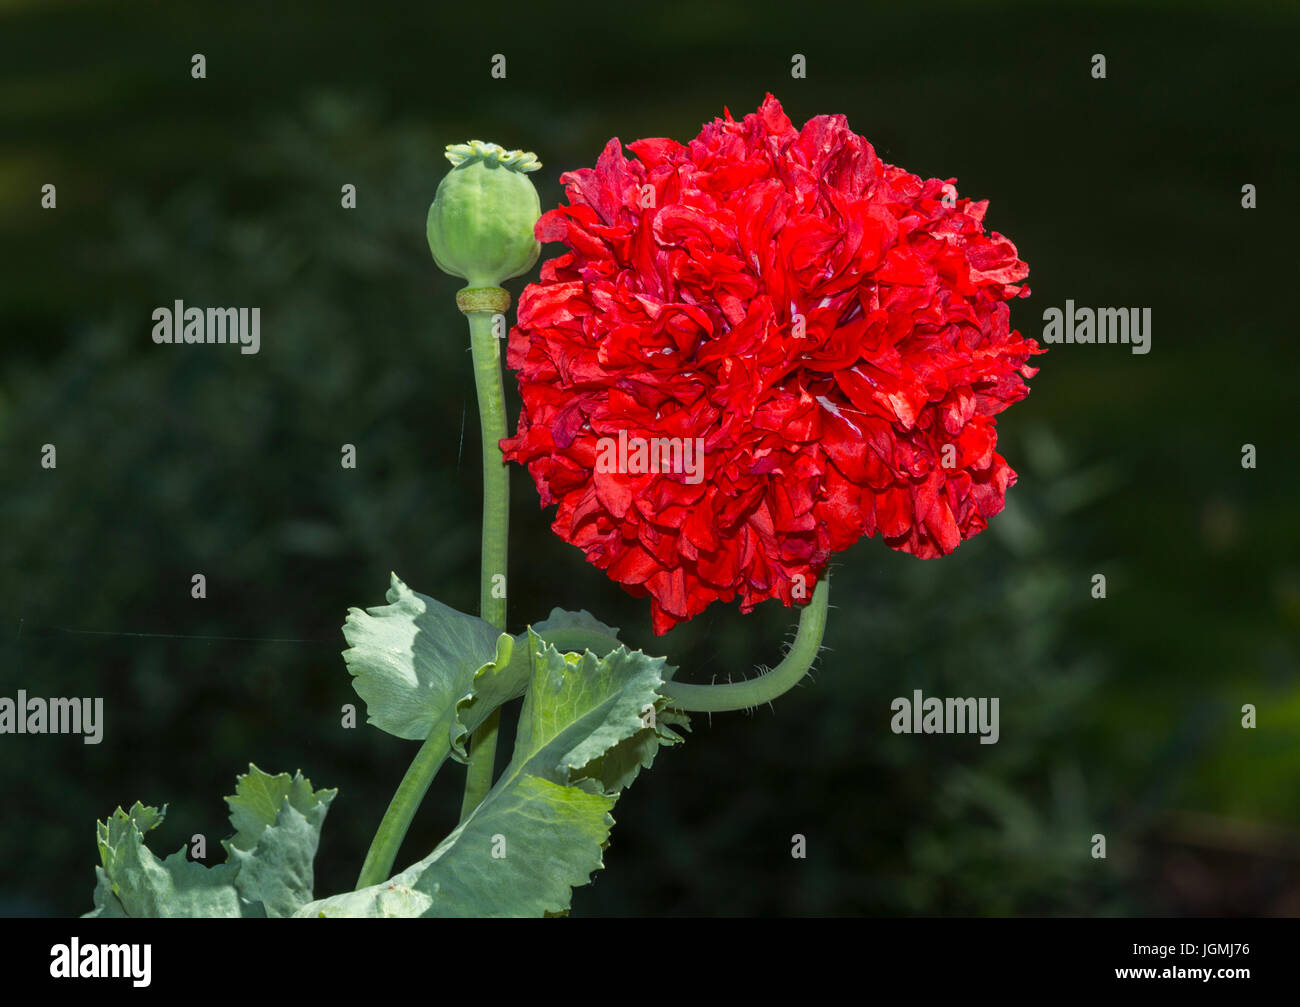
426,140 -> 542,289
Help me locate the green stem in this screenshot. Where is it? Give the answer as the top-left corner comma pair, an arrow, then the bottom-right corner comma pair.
355,728 -> 452,888
459,292 -> 511,821
660,575 -> 830,713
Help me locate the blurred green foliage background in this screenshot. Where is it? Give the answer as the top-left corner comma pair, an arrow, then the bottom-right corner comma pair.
1,0 -> 1296,916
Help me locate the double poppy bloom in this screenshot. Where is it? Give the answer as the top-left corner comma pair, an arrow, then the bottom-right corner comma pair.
501,96 -> 1041,633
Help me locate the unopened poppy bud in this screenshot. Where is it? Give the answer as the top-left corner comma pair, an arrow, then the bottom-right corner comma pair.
426,140 -> 542,290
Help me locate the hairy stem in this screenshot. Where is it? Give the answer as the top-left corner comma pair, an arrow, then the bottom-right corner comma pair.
660,575 -> 830,712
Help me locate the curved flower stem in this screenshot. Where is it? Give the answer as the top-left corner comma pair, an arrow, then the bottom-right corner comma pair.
355,727 -> 452,888
459,291 -> 512,821
660,575 -> 830,713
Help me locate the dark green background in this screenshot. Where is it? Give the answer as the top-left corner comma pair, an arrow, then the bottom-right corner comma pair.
1,0 -> 1296,916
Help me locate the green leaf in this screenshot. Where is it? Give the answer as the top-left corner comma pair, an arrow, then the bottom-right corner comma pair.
84,766 -> 336,918
86,803 -> 241,918
515,641 -> 668,784
226,764 -> 331,850
224,766 -> 337,917
343,573 -> 504,740
298,636 -> 687,918
573,703 -> 691,794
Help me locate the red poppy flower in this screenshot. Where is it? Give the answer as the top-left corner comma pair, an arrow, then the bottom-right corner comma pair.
501,95 -> 1042,634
